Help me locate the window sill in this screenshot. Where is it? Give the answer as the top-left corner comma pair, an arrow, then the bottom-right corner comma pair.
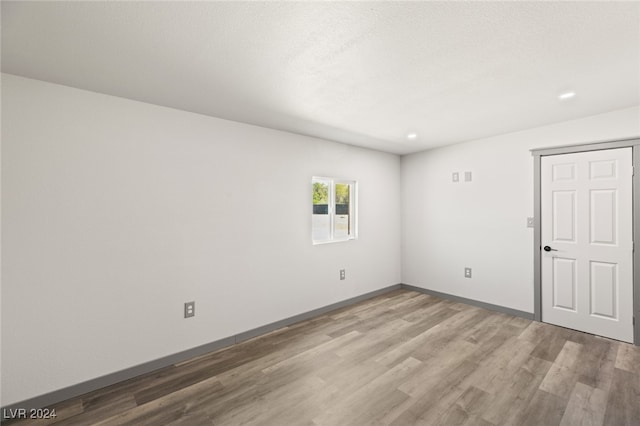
312,237 -> 357,245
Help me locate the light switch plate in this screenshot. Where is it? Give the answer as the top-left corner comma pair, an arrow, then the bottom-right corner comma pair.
527,217 -> 534,228
452,172 -> 459,183
464,171 -> 472,182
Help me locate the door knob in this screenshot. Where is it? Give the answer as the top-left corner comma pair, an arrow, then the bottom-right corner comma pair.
543,246 -> 558,252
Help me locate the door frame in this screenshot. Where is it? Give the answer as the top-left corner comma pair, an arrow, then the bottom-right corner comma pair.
532,137 -> 640,346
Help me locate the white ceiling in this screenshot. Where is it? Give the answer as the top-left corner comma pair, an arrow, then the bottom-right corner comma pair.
2,1 -> 639,155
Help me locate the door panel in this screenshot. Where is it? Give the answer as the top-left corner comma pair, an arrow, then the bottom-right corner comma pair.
590,189 -> 617,245
553,257 -> 577,311
589,159 -> 617,179
553,191 -> 576,242
590,261 -> 617,319
541,148 -> 633,343
552,163 -> 576,181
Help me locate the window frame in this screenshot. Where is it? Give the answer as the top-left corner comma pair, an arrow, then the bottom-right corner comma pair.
312,176 -> 358,245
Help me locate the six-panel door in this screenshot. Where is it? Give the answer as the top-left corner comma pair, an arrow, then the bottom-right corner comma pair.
541,148 -> 633,343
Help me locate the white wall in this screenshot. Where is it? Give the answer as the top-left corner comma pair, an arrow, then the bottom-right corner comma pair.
0,74 -> 402,405
3,73 -> 638,407
402,106 -> 640,313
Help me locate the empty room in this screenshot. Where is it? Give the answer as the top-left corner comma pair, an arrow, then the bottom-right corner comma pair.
2,1 -> 640,425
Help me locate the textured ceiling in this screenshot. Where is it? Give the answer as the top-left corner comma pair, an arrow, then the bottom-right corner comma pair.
2,1 -> 639,155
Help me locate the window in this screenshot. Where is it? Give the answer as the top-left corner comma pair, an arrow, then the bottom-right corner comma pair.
312,177 -> 357,244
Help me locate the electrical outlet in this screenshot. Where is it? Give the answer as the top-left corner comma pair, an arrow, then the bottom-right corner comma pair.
452,172 -> 459,183
527,217 -> 534,228
340,269 -> 346,280
184,301 -> 195,318
464,268 -> 472,278
464,171 -> 472,182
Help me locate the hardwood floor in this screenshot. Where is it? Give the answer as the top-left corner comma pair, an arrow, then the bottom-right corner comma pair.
6,289 -> 640,425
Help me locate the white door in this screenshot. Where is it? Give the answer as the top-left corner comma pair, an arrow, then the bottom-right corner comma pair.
541,148 -> 633,343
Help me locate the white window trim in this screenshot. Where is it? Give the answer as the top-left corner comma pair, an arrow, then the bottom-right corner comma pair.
312,177 -> 357,245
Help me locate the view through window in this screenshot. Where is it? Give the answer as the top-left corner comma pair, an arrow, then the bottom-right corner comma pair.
312,177 -> 357,244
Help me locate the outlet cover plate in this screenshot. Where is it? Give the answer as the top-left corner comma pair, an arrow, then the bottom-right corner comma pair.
184,301 -> 195,318
452,172 -> 459,183
340,269 -> 346,280
464,268 -> 472,278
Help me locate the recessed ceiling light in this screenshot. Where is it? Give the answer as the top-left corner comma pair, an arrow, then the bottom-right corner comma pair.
407,133 -> 417,140
558,91 -> 576,100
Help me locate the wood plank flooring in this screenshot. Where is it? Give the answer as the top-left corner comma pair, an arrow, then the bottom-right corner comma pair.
6,289 -> 640,425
